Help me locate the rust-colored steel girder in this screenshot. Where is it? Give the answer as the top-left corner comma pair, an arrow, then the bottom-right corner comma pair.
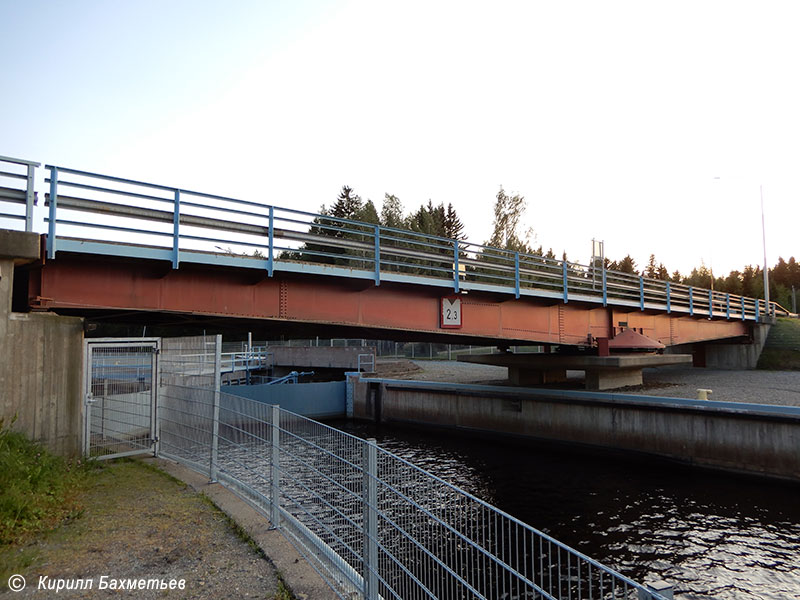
27,255 -> 749,346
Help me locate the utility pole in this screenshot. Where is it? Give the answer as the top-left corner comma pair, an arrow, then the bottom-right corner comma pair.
761,185 -> 770,315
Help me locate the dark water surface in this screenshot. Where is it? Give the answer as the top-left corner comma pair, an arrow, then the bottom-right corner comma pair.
331,420 -> 800,600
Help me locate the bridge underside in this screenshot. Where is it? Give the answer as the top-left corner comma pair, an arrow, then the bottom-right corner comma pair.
25,253 -> 750,346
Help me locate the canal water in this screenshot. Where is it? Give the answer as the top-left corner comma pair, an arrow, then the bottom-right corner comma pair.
332,420 -> 800,600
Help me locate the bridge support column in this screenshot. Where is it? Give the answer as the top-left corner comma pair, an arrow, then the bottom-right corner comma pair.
0,230 -> 83,456
585,367 -> 643,391
509,367 -> 567,386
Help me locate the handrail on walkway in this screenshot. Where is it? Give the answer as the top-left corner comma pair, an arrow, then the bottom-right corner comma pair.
0,156 -> 788,322
0,154 -> 40,232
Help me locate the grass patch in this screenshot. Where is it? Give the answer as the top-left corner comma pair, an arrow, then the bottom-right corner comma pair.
757,348 -> 800,370
0,417 -> 90,546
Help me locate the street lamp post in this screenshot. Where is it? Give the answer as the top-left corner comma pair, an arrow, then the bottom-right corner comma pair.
760,185 -> 770,317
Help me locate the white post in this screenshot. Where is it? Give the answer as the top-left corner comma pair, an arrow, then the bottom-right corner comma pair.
270,404 -> 281,528
210,334 -> 222,482
761,185 -> 770,315
363,438 -> 378,600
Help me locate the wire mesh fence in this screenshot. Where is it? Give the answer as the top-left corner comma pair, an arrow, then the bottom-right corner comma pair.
84,339 -> 158,459
156,383 -> 669,600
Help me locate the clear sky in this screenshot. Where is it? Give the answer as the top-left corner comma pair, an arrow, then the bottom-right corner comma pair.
2,0 -> 798,276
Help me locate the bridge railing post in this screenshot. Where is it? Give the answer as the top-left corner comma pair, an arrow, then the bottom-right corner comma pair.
453,240 -> 460,293
514,252 -> 520,298
562,260 -> 568,303
666,281 -> 671,313
689,286 -> 694,316
741,296 -> 746,321
726,293 -> 731,319
172,190 -> 180,269
639,276 -> 644,310
47,166 -> 58,259
268,205 -> 274,277
602,264 -> 607,306
25,162 -> 37,232
374,225 -> 380,286
709,289 -> 714,318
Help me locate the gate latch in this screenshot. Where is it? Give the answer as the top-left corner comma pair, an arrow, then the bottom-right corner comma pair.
85,393 -> 97,405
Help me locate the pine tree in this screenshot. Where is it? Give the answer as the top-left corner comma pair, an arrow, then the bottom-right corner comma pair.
443,203 -> 465,240
330,185 -> 363,220
615,255 -> 637,274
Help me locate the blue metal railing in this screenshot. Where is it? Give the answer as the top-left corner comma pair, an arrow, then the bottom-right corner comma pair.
0,154 -> 40,232
0,157 -> 787,321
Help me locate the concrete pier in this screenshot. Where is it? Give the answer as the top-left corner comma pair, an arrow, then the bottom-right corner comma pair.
459,352 -> 693,390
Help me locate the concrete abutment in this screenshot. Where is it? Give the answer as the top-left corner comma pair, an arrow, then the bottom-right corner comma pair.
0,230 -> 83,456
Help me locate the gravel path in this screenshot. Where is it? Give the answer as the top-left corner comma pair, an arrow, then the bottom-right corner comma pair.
394,360 -> 800,407
631,366 -> 800,406
10,460 -> 284,599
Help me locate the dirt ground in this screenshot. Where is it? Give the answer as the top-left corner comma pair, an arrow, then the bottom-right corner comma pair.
4,460 -> 286,599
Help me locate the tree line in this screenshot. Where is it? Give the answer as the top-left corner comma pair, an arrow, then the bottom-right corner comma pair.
293,184 -> 798,309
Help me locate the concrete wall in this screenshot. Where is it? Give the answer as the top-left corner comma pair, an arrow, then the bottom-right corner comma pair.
221,381 -> 346,419
0,230 -> 84,456
668,323 -> 771,369
352,378 -> 800,481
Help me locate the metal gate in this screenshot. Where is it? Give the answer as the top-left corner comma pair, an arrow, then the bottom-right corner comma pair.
83,338 -> 160,459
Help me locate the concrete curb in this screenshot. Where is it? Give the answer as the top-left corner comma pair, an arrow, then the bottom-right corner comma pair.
142,457 -> 339,600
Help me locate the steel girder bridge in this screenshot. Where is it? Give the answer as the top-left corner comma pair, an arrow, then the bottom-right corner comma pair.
1,155 -> 786,348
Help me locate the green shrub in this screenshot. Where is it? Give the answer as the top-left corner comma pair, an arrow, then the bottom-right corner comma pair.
0,417 -> 87,544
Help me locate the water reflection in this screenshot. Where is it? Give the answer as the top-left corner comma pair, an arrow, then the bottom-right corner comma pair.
332,420 -> 800,600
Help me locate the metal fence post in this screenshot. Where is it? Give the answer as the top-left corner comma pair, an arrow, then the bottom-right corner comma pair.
666,282 -> 671,313
562,261 -> 568,303
726,293 -> 730,319
270,404 -> 281,528
363,438 -> 378,600
172,190 -> 181,269
374,226 -> 381,286
453,240 -> 460,293
514,252 -> 520,298
47,166 -> 58,259
640,276 -> 644,310
602,264 -> 607,306
741,296 -> 746,321
268,205 -> 274,277
638,580 -> 673,600
210,334 -> 222,482
25,162 -> 36,232
689,286 -> 694,316
709,290 -> 714,318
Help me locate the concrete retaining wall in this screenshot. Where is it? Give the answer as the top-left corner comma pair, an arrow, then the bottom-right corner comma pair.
222,381 -> 346,418
667,323 -> 772,369
1,231 -> 84,455
352,378 -> 800,481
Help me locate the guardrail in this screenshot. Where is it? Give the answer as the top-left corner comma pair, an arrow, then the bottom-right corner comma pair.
0,154 -> 39,232
0,158 -> 786,321
156,384 -> 670,600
